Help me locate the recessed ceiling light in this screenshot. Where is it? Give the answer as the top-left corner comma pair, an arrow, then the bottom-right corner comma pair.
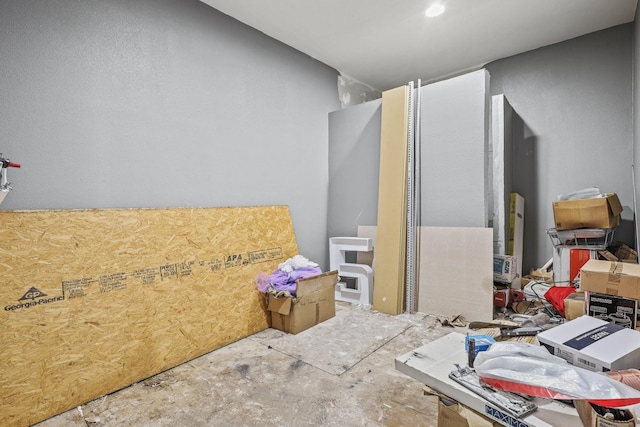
425,4 -> 445,17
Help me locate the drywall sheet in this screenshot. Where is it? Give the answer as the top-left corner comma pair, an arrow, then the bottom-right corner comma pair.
417,227 -> 494,322
0,206 -> 298,427
328,99 -> 381,239
491,94 -> 515,255
373,86 -> 409,315
420,69 -> 490,227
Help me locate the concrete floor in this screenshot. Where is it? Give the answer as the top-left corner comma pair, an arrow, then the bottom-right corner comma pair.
34,302 -> 456,427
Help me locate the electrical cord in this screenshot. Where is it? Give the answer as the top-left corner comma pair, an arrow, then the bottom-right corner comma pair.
522,280 -> 565,321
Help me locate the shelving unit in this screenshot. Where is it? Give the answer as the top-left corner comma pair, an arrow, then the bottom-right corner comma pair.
546,227 -> 616,250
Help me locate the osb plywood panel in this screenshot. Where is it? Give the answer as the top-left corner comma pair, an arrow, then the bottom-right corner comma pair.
0,206 -> 298,427
417,227 -> 494,322
373,85 -> 409,315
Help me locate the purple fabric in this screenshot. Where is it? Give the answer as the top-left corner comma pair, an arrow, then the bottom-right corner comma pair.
266,266 -> 322,296
254,272 -> 271,293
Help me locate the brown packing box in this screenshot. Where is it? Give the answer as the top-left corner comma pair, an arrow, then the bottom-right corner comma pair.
598,244 -> 638,264
438,397 -> 501,427
267,270 -> 338,334
574,400 -> 635,427
564,291 -> 585,320
598,249 -> 620,262
614,243 -> 639,263
580,259 -> 640,300
529,268 -> 553,283
552,193 -> 622,230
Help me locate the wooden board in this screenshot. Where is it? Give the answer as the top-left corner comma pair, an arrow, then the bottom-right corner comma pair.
417,227 -> 494,322
373,85 -> 409,315
0,206 -> 298,427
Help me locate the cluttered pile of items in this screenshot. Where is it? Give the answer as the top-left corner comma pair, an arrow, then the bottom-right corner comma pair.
491,188 -> 637,334
463,189 -> 640,425
459,314 -> 640,425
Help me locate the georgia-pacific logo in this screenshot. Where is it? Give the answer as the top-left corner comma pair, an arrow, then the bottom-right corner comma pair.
19,287 -> 48,301
5,287 -> 63,311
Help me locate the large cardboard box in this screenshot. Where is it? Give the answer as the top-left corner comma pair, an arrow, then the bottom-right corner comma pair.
537,315 -> 640,372
552,194 -> 622,231
580,259 -> 640,300
268,270 -> 338,334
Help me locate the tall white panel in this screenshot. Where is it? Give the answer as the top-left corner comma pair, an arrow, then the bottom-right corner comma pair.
491,94 -> 515,255
420,70 -> 490,227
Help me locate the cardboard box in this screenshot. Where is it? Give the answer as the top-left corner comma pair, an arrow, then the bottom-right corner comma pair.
598,243 -> 638,264
586,291 -> 638,329
597,249 -> 620,262
612,243 -> 638,263
552,193 -> 622,231
580,259 -> 640,300
267,270 -> 338,334
529,267 -> 553,283
564,291 -> 586,320
537,315 -> 640,371
493,255 -> 517,284
438,397 -> 501,427
574,400 -> 635,427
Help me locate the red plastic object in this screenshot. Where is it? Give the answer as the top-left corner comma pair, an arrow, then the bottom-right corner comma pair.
509,289 -> 525,303
544,286 -> 576,316
481,376 -> 640,408
493,289 -> 509,307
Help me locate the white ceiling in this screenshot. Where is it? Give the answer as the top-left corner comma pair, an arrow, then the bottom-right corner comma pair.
200,0 -> 637,92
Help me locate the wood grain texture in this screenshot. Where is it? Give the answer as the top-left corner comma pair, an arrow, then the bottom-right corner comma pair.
373,85 -> 409,315
0,206 -> 298,427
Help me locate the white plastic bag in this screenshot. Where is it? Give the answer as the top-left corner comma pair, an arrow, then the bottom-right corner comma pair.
557,187 -> 601,201
474,341 -> 640,407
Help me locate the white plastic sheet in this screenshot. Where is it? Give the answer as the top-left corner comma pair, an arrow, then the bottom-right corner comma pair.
474,342 -> 640,407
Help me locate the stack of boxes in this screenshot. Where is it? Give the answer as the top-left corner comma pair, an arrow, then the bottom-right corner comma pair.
540,194 -> 638,426
549,193 -> 622,288
580,258 -> 640,330
551,193 -> 640,329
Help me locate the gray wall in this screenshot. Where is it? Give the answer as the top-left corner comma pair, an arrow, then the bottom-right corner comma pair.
0,0 -> 340,268
486,24 -> 634,272
635,10 -> 640,248
327,99 -> 381,239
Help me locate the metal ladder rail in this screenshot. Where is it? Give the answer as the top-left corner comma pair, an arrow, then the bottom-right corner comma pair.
413,80 -> 422,312
405,81 -> 417,314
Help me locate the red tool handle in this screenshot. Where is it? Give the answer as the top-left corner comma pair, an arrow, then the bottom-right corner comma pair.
6,162 -> 20,168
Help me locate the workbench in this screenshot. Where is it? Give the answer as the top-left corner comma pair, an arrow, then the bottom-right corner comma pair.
395,332 -> 583,427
